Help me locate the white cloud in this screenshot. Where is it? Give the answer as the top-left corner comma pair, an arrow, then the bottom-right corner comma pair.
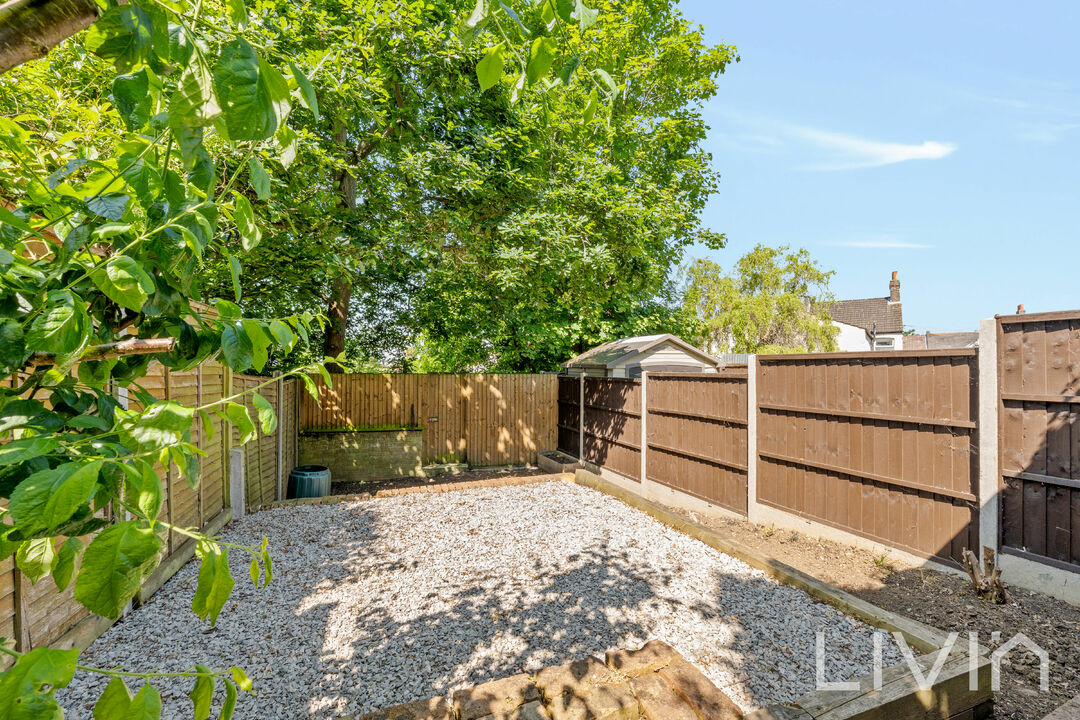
786,126 -> 957,170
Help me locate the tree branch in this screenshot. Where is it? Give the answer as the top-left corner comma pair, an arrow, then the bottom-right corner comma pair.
27,337 -> 176,366
0,0 -> 98,75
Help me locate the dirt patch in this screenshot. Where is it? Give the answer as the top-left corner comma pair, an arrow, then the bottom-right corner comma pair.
660,505 -> 1079,720
330,466 -> 551,496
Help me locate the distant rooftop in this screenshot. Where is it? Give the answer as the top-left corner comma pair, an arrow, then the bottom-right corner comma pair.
823,271 -> 904,334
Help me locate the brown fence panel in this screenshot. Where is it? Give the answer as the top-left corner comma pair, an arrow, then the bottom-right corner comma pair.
582,377 -> 641,481
756,350 -> 979,565
557,376 -> 580,457
300,374 -> 557,466
647,374 -> 749,515
998,310 -> 1080,572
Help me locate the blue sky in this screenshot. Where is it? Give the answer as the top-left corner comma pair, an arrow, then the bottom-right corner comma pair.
679,1 -> 1080,332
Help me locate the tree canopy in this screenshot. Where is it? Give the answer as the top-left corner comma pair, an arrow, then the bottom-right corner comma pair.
198,0 -> 737,372
681,244 -> 839,354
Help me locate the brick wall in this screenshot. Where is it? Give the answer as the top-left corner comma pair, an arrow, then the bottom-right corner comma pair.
298,430 -> 423,483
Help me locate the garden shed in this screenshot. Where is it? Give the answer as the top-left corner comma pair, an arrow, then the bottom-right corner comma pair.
560,334 -> 721,377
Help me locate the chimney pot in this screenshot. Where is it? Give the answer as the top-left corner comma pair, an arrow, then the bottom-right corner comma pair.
1017,304 -> 1025,314
891,271 -> 897,281
889,271 -> 900,303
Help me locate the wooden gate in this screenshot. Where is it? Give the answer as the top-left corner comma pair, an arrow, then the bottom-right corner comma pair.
998,310 -> 1080,572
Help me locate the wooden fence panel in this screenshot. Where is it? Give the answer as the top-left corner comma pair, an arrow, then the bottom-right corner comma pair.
299,374 -> 557,466
646,374 -> 748,515
998,311 -> 1080,572
582,377 -> 641,481
757,350 -> 979,565
557,376 -> 580,457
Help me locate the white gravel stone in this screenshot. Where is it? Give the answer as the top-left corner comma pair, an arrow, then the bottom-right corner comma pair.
59,481 -> 901,718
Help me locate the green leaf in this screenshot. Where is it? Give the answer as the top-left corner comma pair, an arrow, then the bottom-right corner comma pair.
91,256 -> 155,311
192,541 -> 234,625
214,38 -> 291,141
248,556 -> 260,585
261,545 -> 272,587
583,87 -> 598,123
190,666 -> 215,720
87,193 -> 130,220
300,373 -> 319,400
288,62 -> 319,120
220,678 -> 238,720
251,392 -> 277,434
0,647 -> 79,720
74,521 -> 161,618
571,0 -> 599,31
247,157 -> 271,200
0,437 -> 58,467
91,222 -> 131,239
226,0 -> 248,27
476,42 -> 504,92
228,253 -> 242,302
274,125 -> 298,169
241,319 -> 271,372
16,538 -> 57,583
230,666 -> 252,692
67,413 -> 113,430
94,677 -> 132,720
221,322 -> 254,371
126,683 -> 162,720
526,37 -> 556,84
558,56 -> 580,86
225,402 -> 256,445
0,317 -> 27,374
199,409 -> 215,440
112,69 -> 150,130
269,319 -> 296,354
10,460 -> 104,535
233,192 -> 261,251
499,2 -> 529,36
121,461 -> 163,521
84,5 -> 153,73
52,537 -> 83,591
170,60 -> 221,131
126,402 -> 195,449
26,289 -> 89,355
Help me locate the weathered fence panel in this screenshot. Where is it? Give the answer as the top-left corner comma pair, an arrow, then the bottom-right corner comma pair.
646,373 -> 749,514
756,350 -> 979,565
582,377 -> 642,481
557,376 -> 580,458
299,374 -> 557,466
998,310 -> 1080,572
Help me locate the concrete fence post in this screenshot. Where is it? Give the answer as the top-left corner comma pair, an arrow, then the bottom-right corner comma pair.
578,374 -> 585,462
229,448 -> 246,519
977,318 -> 1000,565
746,355 -> 759,523
640,371 -> 648,483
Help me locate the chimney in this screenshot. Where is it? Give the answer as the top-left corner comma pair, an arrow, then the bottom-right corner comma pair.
889,271 -> 900,303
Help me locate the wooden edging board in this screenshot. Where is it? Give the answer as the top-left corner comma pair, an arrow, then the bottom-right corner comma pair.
572,468 -> 994,719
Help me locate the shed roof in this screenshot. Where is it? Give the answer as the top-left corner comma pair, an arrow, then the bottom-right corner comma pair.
824,296 -> 903,334
561,334 -> 721,370
904,332 -> 978,350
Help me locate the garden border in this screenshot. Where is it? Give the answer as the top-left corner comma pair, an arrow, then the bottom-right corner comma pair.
573,468 -> 994,719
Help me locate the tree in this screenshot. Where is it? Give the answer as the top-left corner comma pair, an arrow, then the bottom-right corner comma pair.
199,0 -> 737,373
0,0 -> 605,715
681,245 -> 839,354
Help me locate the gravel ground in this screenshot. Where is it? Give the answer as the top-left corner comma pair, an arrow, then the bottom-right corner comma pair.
59,481 -> 901,719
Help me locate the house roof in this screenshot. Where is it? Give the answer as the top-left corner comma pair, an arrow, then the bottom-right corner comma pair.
904,332 -> 978,350
824,296 -> 903,334
561,334 -> 721,370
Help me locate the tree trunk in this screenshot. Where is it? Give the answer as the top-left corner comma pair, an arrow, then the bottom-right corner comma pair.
322,122 -> 356,371
0,0 -> 98,75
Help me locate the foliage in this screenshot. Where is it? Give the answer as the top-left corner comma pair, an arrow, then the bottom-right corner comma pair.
198,0 -> 736,373
681,244 -> 839,354
0,0 -> 610,715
